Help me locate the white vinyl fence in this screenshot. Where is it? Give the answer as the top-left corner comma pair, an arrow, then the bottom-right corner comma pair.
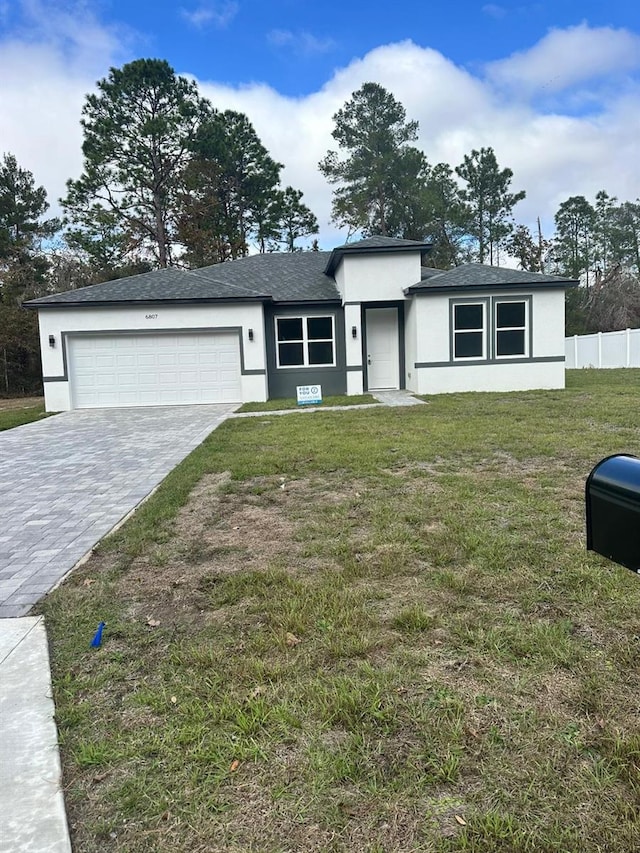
565,328 -> 640,368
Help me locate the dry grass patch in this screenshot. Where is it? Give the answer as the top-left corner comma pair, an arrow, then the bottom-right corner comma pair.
0,395 -> 50,430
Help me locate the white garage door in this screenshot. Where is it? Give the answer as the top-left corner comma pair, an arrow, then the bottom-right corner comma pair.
68,332 -> 242,409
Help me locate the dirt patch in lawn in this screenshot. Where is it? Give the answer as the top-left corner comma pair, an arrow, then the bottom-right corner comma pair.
116,472 -> 378,627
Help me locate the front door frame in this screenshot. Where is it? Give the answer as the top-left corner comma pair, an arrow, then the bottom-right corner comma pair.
362,301 -> 405,391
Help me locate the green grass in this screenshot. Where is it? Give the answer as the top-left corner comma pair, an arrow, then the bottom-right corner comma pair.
236,393 -> 377,412
0,397 -> 49,430
40,369 -> 640,852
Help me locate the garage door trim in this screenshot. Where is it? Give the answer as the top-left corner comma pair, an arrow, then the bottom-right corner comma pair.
60,326 -> 246,408
42,327 -> 267,383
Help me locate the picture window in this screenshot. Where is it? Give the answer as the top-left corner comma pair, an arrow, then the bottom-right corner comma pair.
276,316 -> 335,368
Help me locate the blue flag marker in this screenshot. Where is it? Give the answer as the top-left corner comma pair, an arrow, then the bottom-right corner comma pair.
90,622 -> 105,648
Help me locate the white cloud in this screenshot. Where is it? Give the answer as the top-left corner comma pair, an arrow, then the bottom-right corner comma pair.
1,13 -> 639,252
180,2 -> 239,30
0,1 -> 129,212
197,35 -> 640,246
267,29 -> 336,56
486,23 -> 640,95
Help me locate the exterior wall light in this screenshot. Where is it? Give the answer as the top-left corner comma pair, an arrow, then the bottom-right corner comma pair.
48,335 -> 56,348
248,328 -> 254,341
351,326 -> 358,339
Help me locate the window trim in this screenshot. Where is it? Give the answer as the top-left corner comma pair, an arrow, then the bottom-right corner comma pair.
494,298 -> 529,359
275,314 -> 336,369
449,295 -> 533,363
451,299 -> 489,362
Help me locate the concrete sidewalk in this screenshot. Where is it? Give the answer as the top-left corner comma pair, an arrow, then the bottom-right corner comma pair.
0,616 -> 71,853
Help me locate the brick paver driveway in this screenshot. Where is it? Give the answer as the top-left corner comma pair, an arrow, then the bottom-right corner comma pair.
0,405 -> 235,618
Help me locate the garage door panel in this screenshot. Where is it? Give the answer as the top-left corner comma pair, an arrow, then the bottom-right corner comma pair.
116,354 -> 137,368
157,353 -> 177,366
178,351 -> 199,364
69,332 -> 242,408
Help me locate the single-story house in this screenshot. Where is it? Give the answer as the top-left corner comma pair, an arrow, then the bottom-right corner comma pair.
25,236 -> 577,411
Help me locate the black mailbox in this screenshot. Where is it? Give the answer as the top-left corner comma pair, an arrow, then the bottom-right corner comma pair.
586,454 -> 640,573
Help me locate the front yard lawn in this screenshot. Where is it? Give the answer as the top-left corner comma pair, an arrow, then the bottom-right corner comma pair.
41,370 -> 640,852
0,396 -> 48,431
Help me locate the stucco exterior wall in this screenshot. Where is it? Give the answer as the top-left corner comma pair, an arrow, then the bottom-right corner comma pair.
404,298 -> 418,392
344,303 -> 364,395
340,253 -> 421,303
37,302 -> 267,411
410,287 -> 566,394
334,261 -> 346,301
415,361 -> 566,394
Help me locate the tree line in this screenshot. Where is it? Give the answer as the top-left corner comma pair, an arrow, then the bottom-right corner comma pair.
2,66 -> 639,393
318,82 -> 640,335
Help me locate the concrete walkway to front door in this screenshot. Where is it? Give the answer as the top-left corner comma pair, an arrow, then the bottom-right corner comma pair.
370,390 -> 426,406
0,404 -> 236,618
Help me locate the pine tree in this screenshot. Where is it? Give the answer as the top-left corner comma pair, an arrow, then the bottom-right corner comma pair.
455,147 -> 525,265
319,83 -> 420,237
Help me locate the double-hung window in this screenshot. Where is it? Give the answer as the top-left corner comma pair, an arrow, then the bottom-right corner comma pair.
453,303 -> 486,360
495,301 -> 527,358
276,316 -> 335,368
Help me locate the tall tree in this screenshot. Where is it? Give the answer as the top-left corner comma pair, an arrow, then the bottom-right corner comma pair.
613,200 -> 640,277
553,195 -> 595,284
216,111 -> 283,254
504,222 -> 550,272
276,186 -> 319,252
385,156 -> 471,266
0,154 -> 57,394
593,189 -> 617,273
455,147 -> 525,265
417,162 -> 472,267
177,110 -> 284,262
0,154 -> 54,258
62,58 -> 209,269
318,82 -> 420,237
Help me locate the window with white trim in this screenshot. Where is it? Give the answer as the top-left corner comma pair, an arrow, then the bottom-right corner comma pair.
495,301 -> 527,357
453,303 -> 486,360
276,316 -> 335,368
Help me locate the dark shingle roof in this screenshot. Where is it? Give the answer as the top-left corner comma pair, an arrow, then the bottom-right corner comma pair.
333,236 -> 428,250
406,263 -> 578,293
324,235 -> 431,275
25,252 -> 341,308
420,266 -> 442,280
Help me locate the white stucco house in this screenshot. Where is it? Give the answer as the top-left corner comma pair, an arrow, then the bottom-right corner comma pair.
25,236 -> 577,411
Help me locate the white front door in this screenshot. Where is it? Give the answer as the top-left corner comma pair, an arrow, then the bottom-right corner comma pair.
365,307 -> 400,390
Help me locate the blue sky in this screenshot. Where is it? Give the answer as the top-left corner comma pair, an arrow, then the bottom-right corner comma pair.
73,0 -> 640,97
1,0 -> 640,249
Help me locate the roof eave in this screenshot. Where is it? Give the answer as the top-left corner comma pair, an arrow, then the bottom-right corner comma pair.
270,296 -> 342,305
23,295 -> 272,309
405,279 -> 579,295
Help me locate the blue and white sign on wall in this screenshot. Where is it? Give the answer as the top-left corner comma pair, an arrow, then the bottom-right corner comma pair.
296,384 -> 322,406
